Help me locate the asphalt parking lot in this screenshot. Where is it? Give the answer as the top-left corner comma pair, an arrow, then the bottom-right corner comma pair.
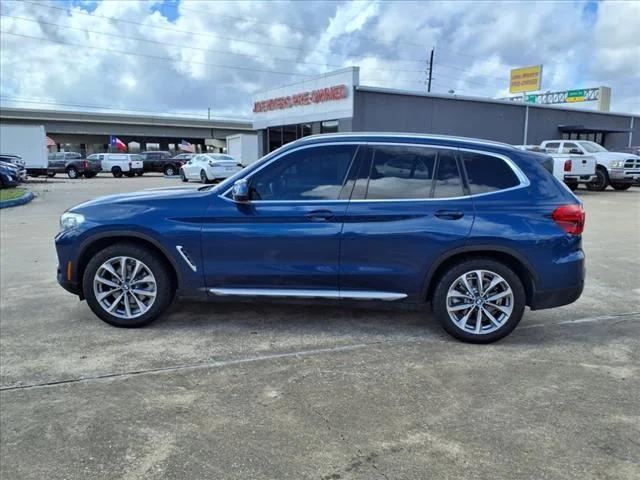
1,175 -> 639,480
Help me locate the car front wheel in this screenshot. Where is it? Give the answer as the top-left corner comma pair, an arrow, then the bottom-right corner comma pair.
610,182 -> 631,191
164,165 -> 176,176
67,166 -> 79,179
83,243 -> 174,327
586,168 -> 609,191
432,258 -> 525,343
180,170 -> 188,182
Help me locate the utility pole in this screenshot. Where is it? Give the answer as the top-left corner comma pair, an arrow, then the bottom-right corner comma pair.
208,107 -> 211,120
427,47 -> 434,93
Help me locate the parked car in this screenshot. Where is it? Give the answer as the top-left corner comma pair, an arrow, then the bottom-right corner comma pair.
0,154 -> 27,182
172,153 -> 195,162
514,145 -> 596,191
139,151 -> 185,176
179,153 -> 242,183
540,140 -> 640,191
55,133 -> 586,343
100,154 -> 144,178
48,152 -> 102,179
0,161 -> 22,188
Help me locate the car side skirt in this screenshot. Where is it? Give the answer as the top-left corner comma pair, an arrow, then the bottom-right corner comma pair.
209,288 -> 407,301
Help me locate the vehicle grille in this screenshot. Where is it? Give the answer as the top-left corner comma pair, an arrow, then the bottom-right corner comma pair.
624,158 -> 640,168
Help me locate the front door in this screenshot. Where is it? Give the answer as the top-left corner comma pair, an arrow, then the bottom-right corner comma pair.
339,144 -> 474,301
201,143 -> 360,294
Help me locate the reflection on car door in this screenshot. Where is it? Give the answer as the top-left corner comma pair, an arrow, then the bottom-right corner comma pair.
201,144 -> 361,293
339,144 -> 474,301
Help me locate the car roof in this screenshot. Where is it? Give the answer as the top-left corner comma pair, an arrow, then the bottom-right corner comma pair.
292,132 -> 517,153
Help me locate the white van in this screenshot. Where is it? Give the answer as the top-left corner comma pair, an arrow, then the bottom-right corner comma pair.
100,154 -> 144,178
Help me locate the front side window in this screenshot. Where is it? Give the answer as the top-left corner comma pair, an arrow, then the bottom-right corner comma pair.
462,152 -> 520,195
365,145 -> 437,200
249,144 -> 356,201
580,141 -> 607,153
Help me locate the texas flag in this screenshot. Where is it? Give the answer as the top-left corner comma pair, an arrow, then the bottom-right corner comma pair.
110,135 -> 127,152
179,139 -> 195,153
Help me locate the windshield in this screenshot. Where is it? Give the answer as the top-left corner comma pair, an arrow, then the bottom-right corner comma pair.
580,141 -> 607,153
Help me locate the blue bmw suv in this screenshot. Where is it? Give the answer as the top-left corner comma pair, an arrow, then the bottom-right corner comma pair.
55,134 -> 585,343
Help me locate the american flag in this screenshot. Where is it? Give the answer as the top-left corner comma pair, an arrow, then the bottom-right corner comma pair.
179,139 -> 195,153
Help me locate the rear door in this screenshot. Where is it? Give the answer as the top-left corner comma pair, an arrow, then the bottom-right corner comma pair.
339,143 -> 474,301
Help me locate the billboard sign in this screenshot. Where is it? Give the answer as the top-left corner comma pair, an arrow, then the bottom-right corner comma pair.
509,65 -> 543,93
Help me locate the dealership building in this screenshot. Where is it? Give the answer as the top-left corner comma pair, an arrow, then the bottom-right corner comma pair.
252,67 -> 639,156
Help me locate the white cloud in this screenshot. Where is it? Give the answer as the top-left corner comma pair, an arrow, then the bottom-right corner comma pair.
0,0 -> 638,118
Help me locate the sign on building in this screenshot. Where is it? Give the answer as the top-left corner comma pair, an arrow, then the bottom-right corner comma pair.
252,67 -> 359,130
509,65 -> 543,93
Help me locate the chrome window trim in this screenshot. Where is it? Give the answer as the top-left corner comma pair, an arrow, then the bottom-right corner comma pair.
219,141 -> 530,204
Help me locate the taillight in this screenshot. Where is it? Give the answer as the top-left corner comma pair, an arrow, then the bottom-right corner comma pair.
552,204 -> 585,235
83,160 -> 88,168
563,159 -> 572,172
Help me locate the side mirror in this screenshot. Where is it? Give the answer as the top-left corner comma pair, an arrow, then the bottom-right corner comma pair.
569,148 -> 583,155
232,179 -> 249,202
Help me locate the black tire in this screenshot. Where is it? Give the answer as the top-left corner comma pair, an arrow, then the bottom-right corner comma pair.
47,172 -> 56,178
82,242 -> 174,328
565,181 -> 578,191
125,171 -> 135,177
164,164 -> 176,176
586,167 -> 609,191
180,170 -> 188,182
112,167 -> 123,178
432,258 -> 526,343
136,171 -> 144,176
610,183 -> 631,191
200,169 -> 209,184
85,172 -> 97,179
66,166 -> 79,179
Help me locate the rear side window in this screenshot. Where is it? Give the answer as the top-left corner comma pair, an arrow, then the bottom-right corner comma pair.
544,142 -> 560,153
365,145 -> 437,199
433,151 -> 464,198
462,152 -> 520,195
249,144 -> 356,201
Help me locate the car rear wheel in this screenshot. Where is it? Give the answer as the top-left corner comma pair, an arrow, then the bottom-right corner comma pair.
112,167 -> 123,178
586,168 -> 609,191
200,169 -> 210,184
47,171 -> 56,178
67,166 -> 79,179
432,258 -> 525,343
125,171 -> 135,178
610,182 -> 631,191
136,171 -> 144,176
83,243 -> 174,328
565,181 -> 578,191
164,165 -> 176,176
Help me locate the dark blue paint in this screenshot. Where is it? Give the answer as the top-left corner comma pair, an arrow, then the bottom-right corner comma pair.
55,134 -> 585,309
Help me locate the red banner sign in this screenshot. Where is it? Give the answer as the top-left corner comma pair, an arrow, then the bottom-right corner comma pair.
253,84 -> 348,113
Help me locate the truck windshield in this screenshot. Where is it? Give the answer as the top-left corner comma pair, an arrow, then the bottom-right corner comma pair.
580,142 -> 607,153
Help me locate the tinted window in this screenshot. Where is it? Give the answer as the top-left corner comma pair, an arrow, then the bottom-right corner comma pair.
562,142 -> 579,154
462,152 -> 520,194
249,145 -> 356,201
544,142 -> 561,153
365,145 -> 436,200
433,151 -> 464,198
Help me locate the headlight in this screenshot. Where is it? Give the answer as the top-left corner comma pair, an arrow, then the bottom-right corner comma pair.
60,212 -> 85,231
609,160 -> 624,168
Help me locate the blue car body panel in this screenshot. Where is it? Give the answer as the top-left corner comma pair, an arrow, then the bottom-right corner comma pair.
55,134 -> 584,310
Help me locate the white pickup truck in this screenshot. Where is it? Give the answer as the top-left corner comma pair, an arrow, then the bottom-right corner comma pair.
515,145 -> 596,191
541,140 -> 640,191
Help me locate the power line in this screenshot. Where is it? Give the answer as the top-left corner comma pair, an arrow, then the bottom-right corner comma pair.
0,13 -> 427,75
0,30 -> 311,77
0,96 -> 250,120
18,0 -> 429,65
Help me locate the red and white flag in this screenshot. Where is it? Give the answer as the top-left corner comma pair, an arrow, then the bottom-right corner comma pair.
46,136 -> 56,147
179,139 -> 195,153
110,136 -> 128,152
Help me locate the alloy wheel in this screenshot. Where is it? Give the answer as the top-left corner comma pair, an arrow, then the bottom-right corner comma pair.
446,270 -> 514,335
93,256 -> 157,319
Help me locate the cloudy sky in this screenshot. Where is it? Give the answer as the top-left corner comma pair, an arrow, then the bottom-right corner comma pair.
1,0 -> 639,119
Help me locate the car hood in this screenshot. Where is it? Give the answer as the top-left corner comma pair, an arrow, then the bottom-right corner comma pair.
70,185 -> 208,211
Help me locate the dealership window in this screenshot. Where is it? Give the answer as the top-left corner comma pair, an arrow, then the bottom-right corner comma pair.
267,123 -> 315,153
321,120 -> 339,134
462,152 -> 519,195
249,144 -> 356,201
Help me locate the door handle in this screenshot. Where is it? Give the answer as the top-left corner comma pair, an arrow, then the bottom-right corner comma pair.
306,210 -> 335,222
435,210 -> 464,220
